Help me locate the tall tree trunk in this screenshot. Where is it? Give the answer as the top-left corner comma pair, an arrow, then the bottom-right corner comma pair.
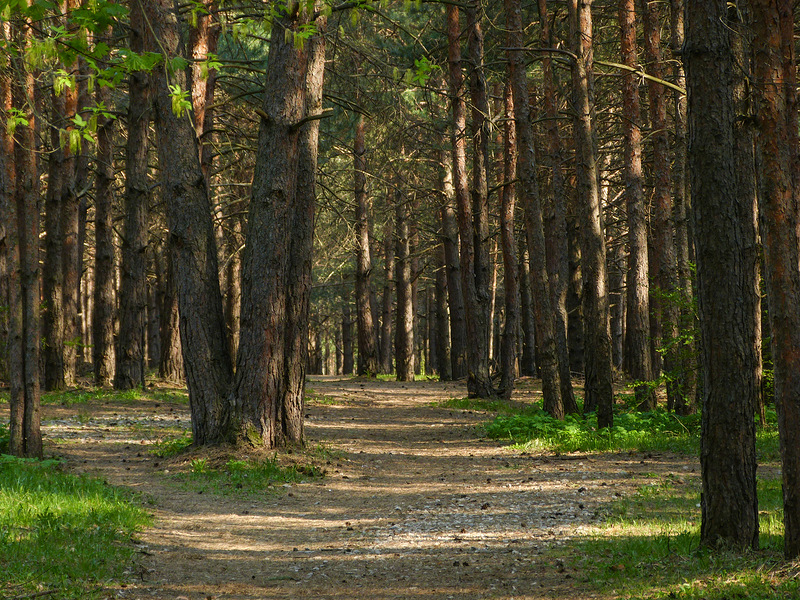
158,239 -> 184,383
619,0 -> 654,407
0,47 -> 8,384
438,146 -> 467,380
188,0 -> 218,184
230,2 -> 326,447
148,0 -> 233,443
568,0 -> 613,427
640,0 -> 680,412
7,12 -> 42,458
498,78 -> 518,400
506,0 -> 562,415
685,0 -> 759,551
752,0 -> 800,559
354,113 -> 379,376
115,0 -> 152,390
380,216 -> 394,375
43,86 -> 66,391
395,190 -> 415,381
538,0 -> 578,414
92,61 -> 116,386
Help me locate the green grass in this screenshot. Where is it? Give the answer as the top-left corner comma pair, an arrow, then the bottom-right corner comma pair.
444,396 -> 782,458
0,454 -> 151,599
565,475 -> 795,599
305,388 -> 341,405
39,387 -> 189,406
173,455 -> 324,496
149,431 -> 194,457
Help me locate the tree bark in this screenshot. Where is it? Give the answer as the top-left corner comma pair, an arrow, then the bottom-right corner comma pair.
395,190 -> 415,381
518,241 -> 537,377
640,0 -> 680,412
568,0 -> 613,427
619,0 -> 654,408
7,12 -> 42,458
158,239 -> 184,383
506,0 -> 562,415
685,0 -> 760,550
435,241 -> 452,381
148,0 -> 233,444
93,56 -> 116,386
115,0 -> 152,390
230,3 -> 326,447
354,113 -> 380,376
752,0 -> 800,559
342,299 -> 354,375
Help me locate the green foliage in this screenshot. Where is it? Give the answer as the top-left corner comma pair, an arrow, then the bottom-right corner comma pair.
485,407 -> 703,454
168,83 -> 192,117
0,454 -> 150,599
174,455 -> 324,496
149,432 -> 193,458
40,387 -> 189,407
568,475 -> 793,599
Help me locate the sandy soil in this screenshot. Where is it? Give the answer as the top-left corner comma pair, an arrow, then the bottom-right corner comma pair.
42,376 -> 699,600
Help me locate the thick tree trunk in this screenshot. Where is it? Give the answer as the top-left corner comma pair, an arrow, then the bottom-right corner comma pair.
568,0 -> 613,427
230,3 -> 326,447
619,0 -> 654,407
395,191 -> 415,381
115,1 -> 152,390
506,0 -> 562,415
188,0 -> 219,184
752,0 -> 800,559
158,240 -> 184,383
354,114 -> 380,376
0,56 -> 8,384
7,13 -> 42,458
685,0 -> 760,551
93,62 -> 116,386
148,0 -> 233,444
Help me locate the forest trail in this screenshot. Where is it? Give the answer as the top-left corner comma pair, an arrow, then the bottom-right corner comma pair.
46,377 -> 693,600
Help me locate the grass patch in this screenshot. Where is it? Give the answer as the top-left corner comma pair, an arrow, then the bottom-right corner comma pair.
149,431 -> 194,458
440,396 -> 530,415
0,454 -> 151,599
565,475 -> 795,599
305,388 -> 341,406
39,387 -> 189,407
173,454 -> 325,496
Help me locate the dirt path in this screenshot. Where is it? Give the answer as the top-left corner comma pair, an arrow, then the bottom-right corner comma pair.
46,377 -> 697,600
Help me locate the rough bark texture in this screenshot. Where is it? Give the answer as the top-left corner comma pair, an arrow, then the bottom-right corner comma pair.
148,0 -> 233,444
752,0 -> 800,559
158,240 -> 184,383
447,4 -> 492,397
342,300 -> 354,375
395,191 -> 415,382
0,51 -> 9,384
93,70 -> 116,386
230,3 -> 326,447
568,0 -> 613,427
188,0 -> 218,183
115,0 -> 152,390
7,14 -> 42,458
435,242 -> 452,381
685,0 -> 760,551
354,114 -> 380,376
538,0 -> 578,414
506,0 -> 561,415
618,0 -> 654,408
518,241 -> 537,377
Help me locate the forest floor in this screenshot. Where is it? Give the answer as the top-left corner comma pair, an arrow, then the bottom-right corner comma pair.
42,376 -> 700,600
